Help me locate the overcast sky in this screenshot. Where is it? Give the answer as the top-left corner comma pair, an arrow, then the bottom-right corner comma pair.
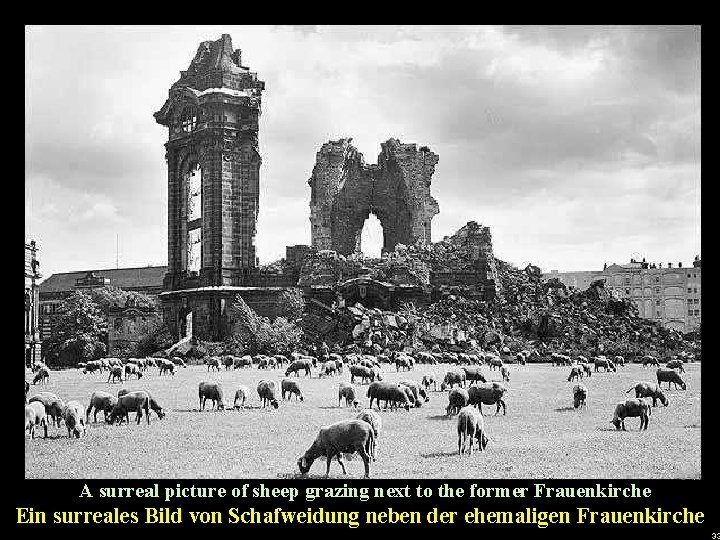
25,25 -> 700,279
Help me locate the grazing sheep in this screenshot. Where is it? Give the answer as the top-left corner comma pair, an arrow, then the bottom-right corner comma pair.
462,366 -> 487,385
666,359 -> 686,373
63,400 -> 86,438
349,364 -> 376,385
297,419 -> 374,478
285,360 -> 312,377
567,366 -> 583,382
338,383 -> 359,408
233,385 -> 250,409
594,357 -> 616,372
82,360 -> 103,374
440,368 -> 467,391
467,383 -> 507,416
626,382 -> 668,407
32,367 -> 50,385
366,382 -> 411,411
25,402 -> 48,439
422,373 -> 438,392
457,405 -> 489,455
656,368 -> 686,390
355,409 -> 382,461
28,392 -> 65,427
109,390 -> 152,425
446,388 -> 470,416
614,355 -> 625,367
579,363 -> 592,378
159,359 -> 177,376
281,379 -> 304,401
124,363 -> 143,381
117,389 -> 165,419
234,355 -> 252,369
198,382 -> 225,411
171,356 -> 187,368
319,361 -> 337,378
86,391 -> 118,423
222,356 -> 234,370
257,380 -> 280,409
399,379 -> 429,406
573,384 -> 588,409
206,357 -> 221,372
611,398 -> 651,431
274,354 -> 289,367
394,354 -> 413,372
107,366 -> 124,383
642,355 -> 660,368
487,356 -> 504,370
500,365 -> 511,383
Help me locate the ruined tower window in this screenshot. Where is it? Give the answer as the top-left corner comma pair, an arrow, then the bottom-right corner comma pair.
187,228 -> 201,273
185,163 -> 202,273
187,164 -> 202,222
180,107 -> 198,132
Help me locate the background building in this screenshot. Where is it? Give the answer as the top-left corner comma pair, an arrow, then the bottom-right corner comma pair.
542,257 -> 701,333
25,240 -> 42,365
38,266 -> 166,342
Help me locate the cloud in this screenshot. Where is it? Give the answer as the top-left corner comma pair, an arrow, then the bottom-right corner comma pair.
26,26 -> 700,278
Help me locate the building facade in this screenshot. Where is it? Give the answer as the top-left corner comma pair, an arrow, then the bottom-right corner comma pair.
38,266 -> 166,342
25,241 -> 42,365
542,257 -> 701,333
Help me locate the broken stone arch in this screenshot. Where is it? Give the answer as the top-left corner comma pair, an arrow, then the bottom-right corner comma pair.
309,138 -> 440,256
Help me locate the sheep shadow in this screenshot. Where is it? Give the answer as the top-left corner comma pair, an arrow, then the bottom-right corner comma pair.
427,414 -> 452,421
420,451 -> 458,459
554,406 -> 577,412
684,423 -> 701,429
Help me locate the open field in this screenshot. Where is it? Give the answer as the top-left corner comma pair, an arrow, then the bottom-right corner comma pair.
25,361 -> 701,479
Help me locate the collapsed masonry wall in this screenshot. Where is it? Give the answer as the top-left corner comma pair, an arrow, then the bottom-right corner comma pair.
308,138 -> 439,256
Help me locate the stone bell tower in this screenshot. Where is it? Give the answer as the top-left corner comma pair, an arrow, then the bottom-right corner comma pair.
154,34 -> 266,340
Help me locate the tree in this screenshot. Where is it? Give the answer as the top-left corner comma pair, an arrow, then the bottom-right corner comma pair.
134,323 -> 175,357
276,288 -> 305,322
43,291 -> 107,367
92,286 -> 156,311
229,294 -> 302,355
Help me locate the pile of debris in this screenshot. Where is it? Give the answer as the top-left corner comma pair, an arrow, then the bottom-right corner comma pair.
302,255 -> 698,361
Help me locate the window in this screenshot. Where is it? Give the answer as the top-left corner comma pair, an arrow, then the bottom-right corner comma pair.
624,277 -> 631,285
694,287 -> 698,293
180,107 -> 197,132
655,277 -> 660,283
656,300 -> 660,306
655,287 -> 660,294
687,274 -> 691,278
688,309 -> 693,316
625,288 -> 631,295
687,288 -> 692,293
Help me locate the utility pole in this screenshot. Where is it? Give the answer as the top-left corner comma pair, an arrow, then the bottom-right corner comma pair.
116,234 -> 119,269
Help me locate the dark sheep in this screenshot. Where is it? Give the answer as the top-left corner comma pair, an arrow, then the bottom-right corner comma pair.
666,359 -> 686,373
281,379 -> 304,401
171,356 -> 187,368
32,367 -> 50,385
462,366 -> 487,385
297,419 -> 374,478
338,383 -> 359,408
159,359 -> 177,376
198,382 -> 225,411
500,365 -> 511,383
206,357 -> 221,372
440,369 -> 467,391
656,368 -> 686,390
257,380 -> 280,409
457,405 -> 489,455
86,391 -> 118,423
124,363 -> 143,380
467,383 -> 507,416
285,360 -> 312,377
446,388 -> 470,416
107,366 -> 124,383
594,357 -> 616,372
611,398 -> 651,431
366,382 -> 411,411
349,364 -> 376,385
399,379 -> 429,406
573,384 -> 588,409
567,366 -> 583,382
422,373 -> 438,392
117,389 -> 165,419
109,391 -> 152,425
626,382 -> 668,407
642,355 -> 660,368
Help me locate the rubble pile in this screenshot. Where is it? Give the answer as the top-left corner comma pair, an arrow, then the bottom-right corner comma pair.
303,256 -> 699,361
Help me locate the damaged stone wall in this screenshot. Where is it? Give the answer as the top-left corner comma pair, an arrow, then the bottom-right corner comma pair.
308,138 -> 439,256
